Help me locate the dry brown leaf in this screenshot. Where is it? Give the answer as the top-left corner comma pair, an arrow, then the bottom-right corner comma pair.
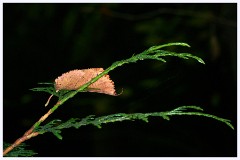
45,68 -> 117,107
55,68 -> 117,96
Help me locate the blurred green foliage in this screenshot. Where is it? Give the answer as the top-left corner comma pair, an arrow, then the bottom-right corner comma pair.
3,3 -> 236,156
4,142 -> 37,157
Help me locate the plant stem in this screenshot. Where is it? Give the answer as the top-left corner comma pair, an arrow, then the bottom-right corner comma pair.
3,101 -> 62,156
3,132 -> 39,156
3,42 -> 199,156
3,56 -> 125,156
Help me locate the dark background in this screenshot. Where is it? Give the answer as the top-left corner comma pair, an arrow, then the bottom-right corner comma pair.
3,3 -> 237,157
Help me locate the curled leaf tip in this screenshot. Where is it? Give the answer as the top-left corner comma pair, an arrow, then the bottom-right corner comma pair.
45,94 -> 53,107
198,58 -> 205,64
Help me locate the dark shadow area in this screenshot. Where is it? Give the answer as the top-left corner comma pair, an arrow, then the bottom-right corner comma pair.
3,3 -> 237,157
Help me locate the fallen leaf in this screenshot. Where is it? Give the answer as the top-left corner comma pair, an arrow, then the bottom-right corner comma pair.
55,68 -> 116,96
45,68 -> 118,107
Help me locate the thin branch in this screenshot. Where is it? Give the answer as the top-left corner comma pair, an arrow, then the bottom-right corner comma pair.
3,101 -> 59,156
3,132 -> 39,156
3,42 -> 204,156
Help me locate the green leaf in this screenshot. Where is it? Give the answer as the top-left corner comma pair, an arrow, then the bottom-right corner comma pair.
53,131 -> 63,140
5,42 -> 233,156
34,106 -> 233,140
165,106 -> 234,129
30,42 -> 205,100
30,85 -> 56,95
28,42 -> 234,146
3,142 -> 37,157
147,42 -> 191,51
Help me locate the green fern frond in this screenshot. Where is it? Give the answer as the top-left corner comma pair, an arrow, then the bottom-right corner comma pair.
5,42 -> 234,157
147,42 -> 191,51
30,82 -> 57,96
3,142 -> 37,157
34,106 -> 233,140
153,50 -> 205,64
165,106 -> 234,129
30,84 -> 81,102
30,42 -> 204,98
